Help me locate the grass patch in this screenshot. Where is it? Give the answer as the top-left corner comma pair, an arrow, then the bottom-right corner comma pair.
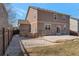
27,38 -> 79,56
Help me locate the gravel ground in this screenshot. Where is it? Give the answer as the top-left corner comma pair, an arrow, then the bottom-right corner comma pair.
4,35 -> 24,56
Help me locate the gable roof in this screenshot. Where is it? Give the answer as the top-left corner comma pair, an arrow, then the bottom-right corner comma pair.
25,6 -> 70,20
70,17 -> 79,21
30,6 -> 69,16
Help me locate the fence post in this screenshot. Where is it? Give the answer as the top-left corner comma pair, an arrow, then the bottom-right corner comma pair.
8,29 -> 9,45
2,27 -> 5,55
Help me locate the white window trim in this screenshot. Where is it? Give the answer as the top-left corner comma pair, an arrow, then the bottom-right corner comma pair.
44,23 -> 51,30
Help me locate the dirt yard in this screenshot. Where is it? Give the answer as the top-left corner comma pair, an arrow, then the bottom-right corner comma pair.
4,35 -> 79,56
26,39 -> 79,56
20,35 -> 79,56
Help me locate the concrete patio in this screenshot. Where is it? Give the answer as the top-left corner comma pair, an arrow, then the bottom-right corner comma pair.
43,35 -> 79,42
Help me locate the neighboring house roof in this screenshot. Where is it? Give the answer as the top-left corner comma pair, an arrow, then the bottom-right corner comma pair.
70,17 -> 79,21
0,3 -> 8,17
25,6 -> 70,20
0,3 -> 9,28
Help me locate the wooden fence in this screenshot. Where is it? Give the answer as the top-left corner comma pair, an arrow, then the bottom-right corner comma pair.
0,27 -> 13,55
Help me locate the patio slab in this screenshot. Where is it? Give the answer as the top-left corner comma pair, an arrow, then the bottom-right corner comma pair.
43,35 -> 79,42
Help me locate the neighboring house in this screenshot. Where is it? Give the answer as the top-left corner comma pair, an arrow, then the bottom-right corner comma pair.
70,17 -> 79,35
0,3 -> 13,55
19,20 -> 30,36
0,4 -> 9,28
19,6 -> 70,37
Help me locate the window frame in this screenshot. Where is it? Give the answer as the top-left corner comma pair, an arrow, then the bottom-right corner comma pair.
44,24 -> 51,30
53,14 -> 57,20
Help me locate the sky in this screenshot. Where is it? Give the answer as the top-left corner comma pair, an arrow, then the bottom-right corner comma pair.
8,3 -> 79,27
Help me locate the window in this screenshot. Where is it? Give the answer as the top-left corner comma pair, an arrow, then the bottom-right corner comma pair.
53,14 -> 57,19
56,27 -> 60,33
63,24 -> 67,30
45,25 -> 50,30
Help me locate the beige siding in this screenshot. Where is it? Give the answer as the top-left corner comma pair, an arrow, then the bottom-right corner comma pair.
38,10 -> 69,23
23,6 -> 70,37
26,8 -> 38,23
0,4 -> 12,55
31,23 -> 37,33
78,21 -> 79,32
37,9 -> 70,35
70,18 -> 78,32
37,21 -> 69,35
26,8 -> 38,34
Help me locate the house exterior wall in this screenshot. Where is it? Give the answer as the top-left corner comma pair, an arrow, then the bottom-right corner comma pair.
24,7 -> 70,37
0,4 -> 13,55
26,8 -> 38,34
78,20 -> 79,32
70,18 -> 79,32
0,4 -> 9,28
37,10 -> 70,36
